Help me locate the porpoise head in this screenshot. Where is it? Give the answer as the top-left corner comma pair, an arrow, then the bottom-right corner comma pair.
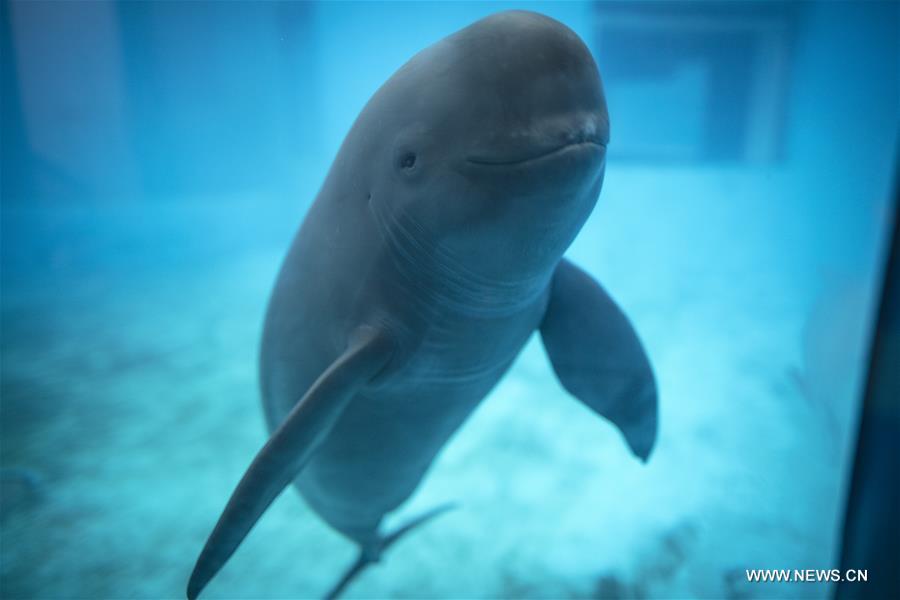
347,10 -> 609,285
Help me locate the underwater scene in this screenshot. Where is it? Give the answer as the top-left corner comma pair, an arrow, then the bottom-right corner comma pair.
1,1 -> 897,599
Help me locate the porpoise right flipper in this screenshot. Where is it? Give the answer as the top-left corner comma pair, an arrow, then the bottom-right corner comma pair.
540,258 -> 658,461
187,326 -> 394,600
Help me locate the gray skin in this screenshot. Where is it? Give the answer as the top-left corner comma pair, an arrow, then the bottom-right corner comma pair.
189,10 -> 657,599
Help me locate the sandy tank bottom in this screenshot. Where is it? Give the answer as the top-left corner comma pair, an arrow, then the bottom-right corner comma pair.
0,189 -> 862,599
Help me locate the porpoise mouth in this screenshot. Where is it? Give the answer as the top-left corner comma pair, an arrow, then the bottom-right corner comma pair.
466,140 -> 605,167
466,126 -> 607,167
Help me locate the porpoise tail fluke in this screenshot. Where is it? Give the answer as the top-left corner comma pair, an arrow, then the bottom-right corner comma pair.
323,503 -> 458,600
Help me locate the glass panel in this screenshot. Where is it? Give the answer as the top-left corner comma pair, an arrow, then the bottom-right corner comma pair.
1,1 -> 896,598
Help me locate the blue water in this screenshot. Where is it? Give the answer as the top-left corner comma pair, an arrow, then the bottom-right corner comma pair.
1,2 -> 897,598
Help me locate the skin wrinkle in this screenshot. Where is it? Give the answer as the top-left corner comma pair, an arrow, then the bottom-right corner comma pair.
368,188 -> 551,320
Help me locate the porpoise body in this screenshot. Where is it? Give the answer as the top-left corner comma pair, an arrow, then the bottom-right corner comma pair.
189,10 -> 657,598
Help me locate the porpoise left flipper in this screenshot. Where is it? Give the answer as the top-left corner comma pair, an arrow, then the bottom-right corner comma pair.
323,503 -> 458,600
540,258 -> 658,460
187,326 -> 394,600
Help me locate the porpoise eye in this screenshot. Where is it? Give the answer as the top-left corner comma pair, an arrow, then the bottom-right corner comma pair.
399,152 -> 417,170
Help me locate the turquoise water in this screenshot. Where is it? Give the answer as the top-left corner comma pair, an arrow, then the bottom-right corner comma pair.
1,2 -> 897,599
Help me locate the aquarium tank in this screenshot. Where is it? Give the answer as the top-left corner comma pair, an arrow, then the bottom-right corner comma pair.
1,1 -> 897,599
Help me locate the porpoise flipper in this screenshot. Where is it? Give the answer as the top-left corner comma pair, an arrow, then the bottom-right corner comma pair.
187,327 -> 394,600
323,503 -> 458,600
540,258 -> 658,460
